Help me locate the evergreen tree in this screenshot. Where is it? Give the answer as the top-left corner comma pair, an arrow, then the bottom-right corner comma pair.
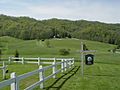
15,49 -> 19,61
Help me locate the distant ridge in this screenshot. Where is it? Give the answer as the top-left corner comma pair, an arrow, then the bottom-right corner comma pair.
0,14 -> 120,45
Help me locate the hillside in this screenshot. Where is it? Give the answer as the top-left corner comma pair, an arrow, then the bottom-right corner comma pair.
0,36 -> 120,90
0,14 -> 120,45
0,36 -> 117,62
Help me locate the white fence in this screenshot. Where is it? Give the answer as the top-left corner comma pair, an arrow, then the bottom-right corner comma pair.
0,62 -> 7,79
8,57 -> 74,65
0,58 -> 74,90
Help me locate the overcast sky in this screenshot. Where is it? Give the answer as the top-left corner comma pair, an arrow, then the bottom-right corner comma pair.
0,0 -> 120,23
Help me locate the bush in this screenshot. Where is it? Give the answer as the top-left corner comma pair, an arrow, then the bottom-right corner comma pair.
59,49 -> 70,55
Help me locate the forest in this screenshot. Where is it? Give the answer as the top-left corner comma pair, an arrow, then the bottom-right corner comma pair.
0,14 -> 120,45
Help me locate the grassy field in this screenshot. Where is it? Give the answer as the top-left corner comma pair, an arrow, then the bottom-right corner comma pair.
0,36 -> 120,90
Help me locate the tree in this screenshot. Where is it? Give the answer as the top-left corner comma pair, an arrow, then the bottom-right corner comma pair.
1,14 -> 120,46
15,50 -> 19,61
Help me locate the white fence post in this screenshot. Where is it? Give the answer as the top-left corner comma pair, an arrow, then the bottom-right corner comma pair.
72,58 -> 74,66
22,57 -> 24,64
54,58 -> 56,63
2,62 -> 6,79
52,59 -> 56,78
69,60 -> 71,69
39,65 -> 44,89
38,57 -> 41,65
11,72 -> 19,90
67,60 -> 70,69
61,59 -> 64,72
64,59 -> 67,71
66,59 -> 68,69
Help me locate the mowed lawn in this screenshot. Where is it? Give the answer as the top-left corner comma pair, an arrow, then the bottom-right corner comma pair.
0,36 -> 120,90
61,62 -> 120,90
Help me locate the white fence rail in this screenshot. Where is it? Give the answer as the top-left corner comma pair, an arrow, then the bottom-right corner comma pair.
0,58 -> 74,90
8,57 -> 74,65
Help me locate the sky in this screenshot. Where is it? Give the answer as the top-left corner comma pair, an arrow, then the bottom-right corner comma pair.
0,0 -> 120,23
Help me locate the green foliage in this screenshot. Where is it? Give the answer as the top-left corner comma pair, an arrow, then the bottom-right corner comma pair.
15,49 -> 19,61
83,44 -> 88,50
59,49 -> 70,55
1,14 -> 120,45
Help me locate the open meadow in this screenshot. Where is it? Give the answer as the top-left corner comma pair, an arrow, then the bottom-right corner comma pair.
0,36 -> 120,90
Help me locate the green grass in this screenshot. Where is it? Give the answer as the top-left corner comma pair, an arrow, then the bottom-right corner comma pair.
0,36 -> 120,90
61,63 -> 120,90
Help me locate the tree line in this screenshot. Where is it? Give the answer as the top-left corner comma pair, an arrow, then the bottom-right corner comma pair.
0,14 -> 120,45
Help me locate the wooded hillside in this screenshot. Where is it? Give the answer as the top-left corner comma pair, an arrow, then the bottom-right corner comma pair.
0,14 -> 120,45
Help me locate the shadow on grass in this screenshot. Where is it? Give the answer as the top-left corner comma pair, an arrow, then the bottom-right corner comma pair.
45,66 -> 80,90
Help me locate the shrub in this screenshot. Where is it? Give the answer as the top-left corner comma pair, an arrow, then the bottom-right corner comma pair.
59,49 -> 70,55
